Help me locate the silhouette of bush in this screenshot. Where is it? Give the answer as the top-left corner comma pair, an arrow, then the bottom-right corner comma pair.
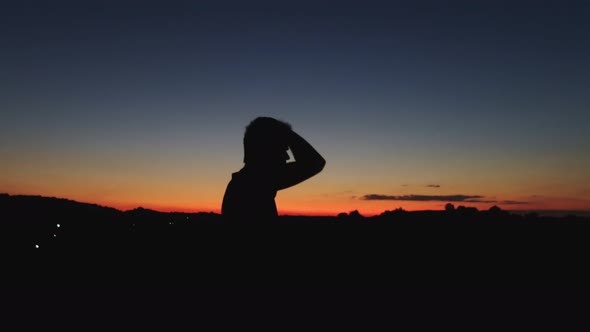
336,210 -> 364,221
377,208 -> 409,222
348,210 -> 363,219
489,205 -> 502,213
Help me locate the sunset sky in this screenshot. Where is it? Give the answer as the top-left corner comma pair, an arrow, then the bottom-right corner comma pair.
2,1 -> 589,216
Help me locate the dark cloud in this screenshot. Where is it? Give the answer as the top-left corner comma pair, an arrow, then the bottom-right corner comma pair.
464,199 -> 497,203
426,184 -> 441,188
361,194 -> 530,205
362,194 -> 484,202
498,200 -> 529,205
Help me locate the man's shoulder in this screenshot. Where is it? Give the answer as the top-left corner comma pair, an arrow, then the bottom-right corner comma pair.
231,169 -> 246,182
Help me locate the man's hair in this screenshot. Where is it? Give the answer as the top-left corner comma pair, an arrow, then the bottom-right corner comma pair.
243,117 -> 291,164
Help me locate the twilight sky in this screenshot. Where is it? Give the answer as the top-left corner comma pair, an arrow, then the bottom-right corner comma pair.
1,0 -> 589,215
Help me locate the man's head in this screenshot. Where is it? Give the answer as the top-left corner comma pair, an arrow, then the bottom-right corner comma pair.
243,117 -> 291,167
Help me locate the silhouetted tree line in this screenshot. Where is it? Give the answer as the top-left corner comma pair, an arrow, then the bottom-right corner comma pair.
3,194 -> 589,287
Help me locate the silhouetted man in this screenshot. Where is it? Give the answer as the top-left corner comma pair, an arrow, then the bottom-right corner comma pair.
222,117 -> 326,223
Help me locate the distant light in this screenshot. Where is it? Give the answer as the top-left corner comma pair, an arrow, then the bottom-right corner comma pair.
53,234 -> 57,237
56,224 -> 61,228
35,245 -> 39,248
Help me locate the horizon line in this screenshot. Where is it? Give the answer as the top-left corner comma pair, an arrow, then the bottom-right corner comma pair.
3,192 -> 590,218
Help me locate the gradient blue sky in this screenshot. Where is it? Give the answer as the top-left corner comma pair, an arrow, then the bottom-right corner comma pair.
1,1 -> 589,214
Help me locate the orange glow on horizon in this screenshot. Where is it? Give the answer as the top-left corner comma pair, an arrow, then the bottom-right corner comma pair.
92,200 -> 590,217
4,189 -> 590,217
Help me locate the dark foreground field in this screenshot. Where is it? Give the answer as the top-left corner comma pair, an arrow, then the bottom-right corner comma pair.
2,194 -> 589,288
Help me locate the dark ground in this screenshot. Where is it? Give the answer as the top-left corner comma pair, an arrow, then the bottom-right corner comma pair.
2,194 -> 589,288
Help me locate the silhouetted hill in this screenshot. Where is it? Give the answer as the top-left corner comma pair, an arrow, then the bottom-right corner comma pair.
1,193 -> 121,218
2,194 -> 123,248
3,194 -> 590,287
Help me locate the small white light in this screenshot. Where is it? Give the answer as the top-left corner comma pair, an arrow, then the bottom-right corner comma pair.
35,245 -> 39,248
56,224 -> 61,228
53,234 -> 57,237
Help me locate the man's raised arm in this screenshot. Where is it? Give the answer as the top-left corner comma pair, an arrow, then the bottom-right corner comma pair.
275,129 -> 326,190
